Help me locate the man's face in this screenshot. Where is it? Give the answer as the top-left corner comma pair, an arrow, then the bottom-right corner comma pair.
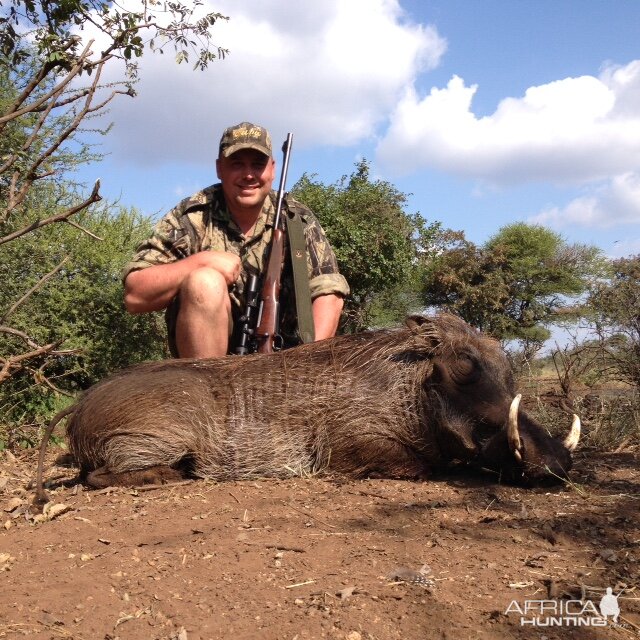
216,149 -> 275,214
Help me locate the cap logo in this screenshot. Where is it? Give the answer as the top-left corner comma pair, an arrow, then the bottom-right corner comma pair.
232,126 -> 263,140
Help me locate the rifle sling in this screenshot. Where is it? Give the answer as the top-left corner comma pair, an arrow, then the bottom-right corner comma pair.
284,210 -> 315,344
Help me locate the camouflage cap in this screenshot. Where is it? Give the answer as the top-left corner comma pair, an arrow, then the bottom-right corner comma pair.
218,122 -> 272,158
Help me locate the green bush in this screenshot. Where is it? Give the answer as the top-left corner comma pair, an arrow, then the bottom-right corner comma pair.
0,202 -> 167,432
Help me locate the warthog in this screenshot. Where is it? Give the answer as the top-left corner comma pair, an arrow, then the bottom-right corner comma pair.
35,314 -> 579,503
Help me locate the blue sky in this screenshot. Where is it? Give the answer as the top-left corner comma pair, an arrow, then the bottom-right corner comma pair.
78,0 -> 640,258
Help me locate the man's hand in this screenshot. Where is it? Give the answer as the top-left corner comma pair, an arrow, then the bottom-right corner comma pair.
195,250 -> 241,286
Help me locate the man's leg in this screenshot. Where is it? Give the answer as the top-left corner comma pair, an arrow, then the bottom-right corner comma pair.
175,267 -> 232,358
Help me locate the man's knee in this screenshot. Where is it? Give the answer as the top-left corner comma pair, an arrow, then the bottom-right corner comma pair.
179,267 -> 230,310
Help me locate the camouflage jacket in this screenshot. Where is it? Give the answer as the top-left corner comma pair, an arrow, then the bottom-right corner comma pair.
123,184 -> 350,353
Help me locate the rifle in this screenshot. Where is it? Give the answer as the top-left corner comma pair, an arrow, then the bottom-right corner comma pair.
235,133 -> 293,355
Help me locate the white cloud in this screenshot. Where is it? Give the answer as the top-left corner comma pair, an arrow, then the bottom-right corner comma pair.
529,172 -> 640,230
89,0 -> 445,165
376,60 -> 640,185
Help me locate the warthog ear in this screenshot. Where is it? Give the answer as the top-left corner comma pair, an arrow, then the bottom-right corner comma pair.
405,315 -> 430,330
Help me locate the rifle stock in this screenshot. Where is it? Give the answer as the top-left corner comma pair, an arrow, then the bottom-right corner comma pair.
255,227 -> 286,353
252,133 -> 293,354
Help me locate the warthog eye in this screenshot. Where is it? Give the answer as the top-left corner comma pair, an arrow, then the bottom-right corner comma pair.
449,354 -> 480,385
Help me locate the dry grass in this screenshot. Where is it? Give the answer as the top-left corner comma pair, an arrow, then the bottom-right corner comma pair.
518,374 -> 640,450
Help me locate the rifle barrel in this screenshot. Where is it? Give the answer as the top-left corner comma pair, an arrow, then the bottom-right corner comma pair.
273,133 -> 293,231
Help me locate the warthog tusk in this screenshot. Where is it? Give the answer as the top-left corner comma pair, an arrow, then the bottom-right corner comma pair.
507,394 -> 523,462
563,414 -> 581,451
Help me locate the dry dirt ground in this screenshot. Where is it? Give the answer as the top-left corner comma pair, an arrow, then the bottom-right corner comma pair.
1,445 -> 638,640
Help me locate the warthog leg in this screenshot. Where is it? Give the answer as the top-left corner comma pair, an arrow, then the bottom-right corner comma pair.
85,465 -> 185,489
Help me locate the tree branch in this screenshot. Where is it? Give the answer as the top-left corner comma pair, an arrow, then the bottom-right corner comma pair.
0,326 -> 41,349
0,40 -> 94,125
7,65 -> 105,214
0,342 -> 78,385
0,257 -> 70,324
32,365 -> 76,397
64,218 -> 103,241
0,180 -> 102,246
